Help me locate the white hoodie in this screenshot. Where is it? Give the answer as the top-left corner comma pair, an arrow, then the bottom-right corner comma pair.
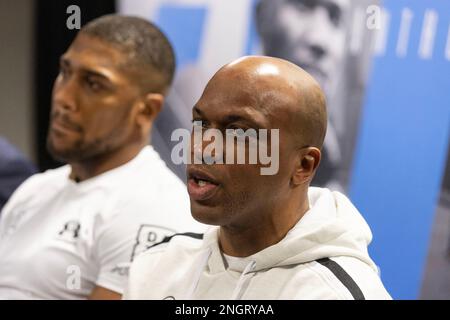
125,187 -> 391,300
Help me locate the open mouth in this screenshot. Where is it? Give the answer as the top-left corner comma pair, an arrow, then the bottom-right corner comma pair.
187,167 -> 220,202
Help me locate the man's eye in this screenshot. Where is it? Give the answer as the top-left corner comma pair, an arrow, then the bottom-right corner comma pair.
86,77 -> 102,91
226,128 -> 242,136
328,6 -> 342,26
226,126 -> 257,138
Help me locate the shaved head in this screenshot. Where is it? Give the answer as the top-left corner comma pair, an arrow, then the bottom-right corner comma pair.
208,56 -> 327,149
188,55 -> 328,236
187,56 -> 329,254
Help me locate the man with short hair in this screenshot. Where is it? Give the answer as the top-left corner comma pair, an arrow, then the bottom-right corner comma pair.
125,56 -> 391,300
0,15 -> 203,300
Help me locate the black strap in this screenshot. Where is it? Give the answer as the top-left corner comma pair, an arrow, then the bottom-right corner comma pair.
316,258 -> 365,300
150,232 -> 204,249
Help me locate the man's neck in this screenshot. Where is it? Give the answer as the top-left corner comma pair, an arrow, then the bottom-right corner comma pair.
69,141 -> 147,182
219,192 -> 310,257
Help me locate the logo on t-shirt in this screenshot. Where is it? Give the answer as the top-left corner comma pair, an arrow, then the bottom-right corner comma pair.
58,220 -> 81,242
131,224 -> 176,261
110,262 -> 130,277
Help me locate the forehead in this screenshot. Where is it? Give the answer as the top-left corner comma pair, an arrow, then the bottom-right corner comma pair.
195,70 -> 299,129
195,74 -> 260,116
63,34 -> 128,73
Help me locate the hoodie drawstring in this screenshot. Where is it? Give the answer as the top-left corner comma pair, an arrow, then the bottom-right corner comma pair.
231,260 -> 256,300
186,249 -> 256,300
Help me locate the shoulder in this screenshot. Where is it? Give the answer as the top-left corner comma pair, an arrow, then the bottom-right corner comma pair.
116,146 -> 187,202
139,147 -> 188,195
96,184 -> 202,236
126,231 -> 205,297
304,256 -> 391,300
23,165 -> 69,188
130,231 -> 205,273
101,147 -> 203,232
134,231 -> 204,262
330,256 -> 392,299
4,165 -> 69,204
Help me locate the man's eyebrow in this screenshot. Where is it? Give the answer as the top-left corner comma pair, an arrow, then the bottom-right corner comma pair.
193,106 -> 267,128
84,69 -> 111,82
59,56 -> 70,67
227,114 -> 267,130
59,56 -> 112,82
222,114 -> 260,125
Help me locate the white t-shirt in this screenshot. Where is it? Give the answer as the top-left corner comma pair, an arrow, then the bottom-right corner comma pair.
0,146 -> 203,299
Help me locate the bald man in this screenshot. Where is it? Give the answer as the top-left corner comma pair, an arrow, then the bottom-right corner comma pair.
125,56 -> 391,300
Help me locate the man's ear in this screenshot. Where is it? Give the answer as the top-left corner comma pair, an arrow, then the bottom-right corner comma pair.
136,93 -> 164,127
291,147 -> 321,186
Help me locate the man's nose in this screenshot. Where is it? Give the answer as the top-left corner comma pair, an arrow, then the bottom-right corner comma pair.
304,8 -> 332,59
52,76 -> 78,112
191,130 -> 224,164
309,44 -> 326,59
191,135 -> 203,164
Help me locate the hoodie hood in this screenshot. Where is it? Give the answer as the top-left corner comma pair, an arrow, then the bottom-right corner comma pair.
203,187 -> 377,274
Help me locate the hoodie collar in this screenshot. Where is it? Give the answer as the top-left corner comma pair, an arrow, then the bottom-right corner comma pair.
202,187 -> 377,274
